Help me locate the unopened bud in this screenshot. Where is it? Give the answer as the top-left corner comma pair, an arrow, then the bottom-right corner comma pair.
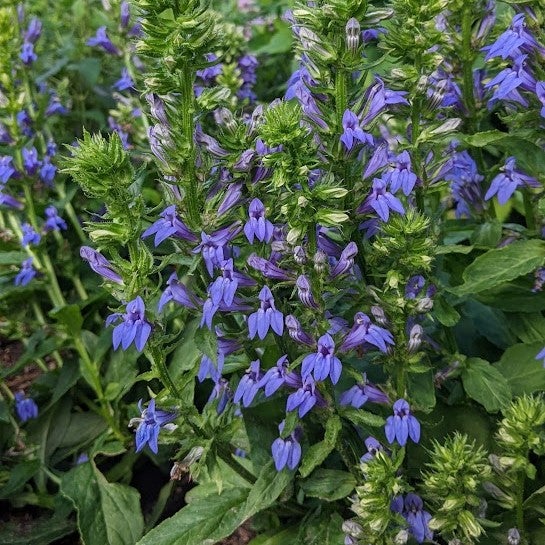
416,296 -> 433,313
294,245 -> 307,265
371,305 -> 388,326
345,18 -> 360,53
394,529 -> 409,544
407,324 -> 423,353
507,528 -> 521,545
214,108 -> 238,134
342,520 -> 363,538
313,249 -> 329,273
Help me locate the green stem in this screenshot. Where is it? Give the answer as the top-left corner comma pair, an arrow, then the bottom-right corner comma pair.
216,444 -> 256,484
396,359 -> 406,399
147,345 -> 181,399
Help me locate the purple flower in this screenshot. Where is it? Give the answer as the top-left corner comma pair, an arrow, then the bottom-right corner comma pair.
45,95 -> 68,116
360,436 -> 385,462
234,360 -> 263,407
383,151 -> 418,196
193,223 -> 241,277
484,157 -> 539,204
357,179 -> 405,222
339,375 -> 389,408
0,156 -> 16,184
22,147 -> 41,175
39,158 -> 57,185
535,346 -> 545,368
14,392 -> 38,422
16,110 -> 33,137
80,246 -> 123,284
196,53 -> 222,83
340,312 -> 394,353
244,198 -> 274,244
21,223 -> 40,246
247,254 -> 293,281
20,42 -> 37,65
271,422 -> 302,471
248,286 -> 284,340
258,355 -> 300,396
113,68 -> 134,91
294,84 -> 329,130
537,82 -> 545,118
129,399 -> 177,454
24,18 -> 42,43
402,493 -> 433,544
295,275 -> 318,308
330,242 -> 358,278
340,110 -> 373,151
43,206 -> 67,232
485,55 -> 536,108
285,315 -> 315,347
142,205 -> 197,246
217,182 -> 243,216
482,14 -> 543,61
384,399 -> 420,446
209,258 -> 255,307
86,26 -> 120,55
120,1 -> 131,28
301,333 -> 342,384
207,378 -> 232,414
0,124 -> 12,145
198,352 -> 224,383
108,296 -> 152,352
286,375 -> 324,417
14,258 -> 36,286
361,78 -> 409,126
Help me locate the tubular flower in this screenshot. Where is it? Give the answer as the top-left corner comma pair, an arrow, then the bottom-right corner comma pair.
384,399 -> 421,446
248,286 -> 284,340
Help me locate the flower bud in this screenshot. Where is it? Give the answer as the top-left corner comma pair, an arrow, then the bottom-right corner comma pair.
416,296 -> 433,313
371,305 -> 388,326
345,18 -> 360,54
407,324 -> 423,353
507,528 -> 521,545
294,245 -> 307,265
313,249 -> 329,274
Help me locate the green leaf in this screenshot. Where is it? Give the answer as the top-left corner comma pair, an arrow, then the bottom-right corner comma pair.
470,221 -> 502,248
495,342 -> 545,395
340,408 -> 385,428
0,514 -> 75,545
194,326 -> 218,364
461,358 -> 512,413
49,304 -> 83,335
248,527 -> 300,545
0,460 -> 41,499
137,461 -> 291,545
435,245 -> 474,255
299,415 -> 341,478
61,462 -> 144,545
0,251 -> 28,265
300,469 -> 356,501
477,280 -> 545,312
433,296 -> 460,327
508,313 -> 545,343
408,371 -> 436,412
463,300 -> 516,349
169,319 -> 201,379
450,240 -> 545,296
462,130 -> 508,147
296,511 -> 345,545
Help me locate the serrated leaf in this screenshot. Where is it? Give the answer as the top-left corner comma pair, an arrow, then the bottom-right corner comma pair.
0,460 -> 41,499
300,469 -> 356,501
298,415 -> 341,478
495,342 -> 545,395
433,296 -> 460,327
450,240 -> 545,296
296,511 -> 345,545
61,462 -> 144,545
0,514 -> 75,545
341,408 -> 385,428
461,358 -> 511,413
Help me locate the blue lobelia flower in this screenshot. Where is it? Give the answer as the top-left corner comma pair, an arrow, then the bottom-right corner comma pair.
107,296 -> 152,352
394,493 -> 433,544
482,14 -> 543,61
340,109 -> 373,151
286,375 -> 325,417
39,158 -> 57,185
14,392 -> 38,422
86,26 -> 120,55
16,110 -> 33,137
295,275 -> 319,309
44,206 -> 67,232
20,42 -> 37,65
22,147 -> 41,175
271,421 -> 302,471
120,1 -> 131,28
193,223 -> 242,277
142,205 -> 197,247
361,77 -> 409,126
257,355 -> 300,396
234,360 -> 263,407
330,242 -> 358,278
383,150 -> 418,196
285,315 -> 315,347
484,156 -> 540,204
247,254 -> 293,281
248,285 -> 284,340
113,68 -> 134,92
244,198 -> 274,244
0,156 -> 16,183
209,258 -> 255,308
80,246 -> 123,284
207,377 -> 232,414
536,81 -> 545,118
339,374 -> 390,408
129,399 -> 177,454
340,312 -> 394,353
360,436 -> 385,462
384,399 -> 420,446
357,179 -> 405,222
158,272 -> 201,312
21,223 -> 41,247
14,258 -> 37,287
24,18 -> 42,43
301,333 -> 342,384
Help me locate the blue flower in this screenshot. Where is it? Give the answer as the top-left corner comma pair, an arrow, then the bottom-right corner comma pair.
340,109 -> 373,151
361,77 -> 409,126
536,81 -> 545,118
340,312 -> 394,353
257,355 -> 301,396
383,151 -> 418,196
15,258 -> 37,287
16,110 -> 33,137
158,272 -> 201,311
295,275 -> 319,308
339,374 -> 389,408
39,159 -> 57,185
21,223 -> 41,247
384,399 -> 420,446
129,399 -> 177,454
234,360 -> 263,407
244,198 -> 274,244
360,436 -> 385,462
330,242 -> 358,278
142,205 -> 197,246
120,1 -> 131,28
0,156 -> 16,184
22,147 -> 41,175
484,156 -> 539,204
248,286 -> 284,340
286,375 -> 325,417
86,26 -> 120,55
535,346 -> 545,368
108,296 -> 152,352
271,422 -> 302,471
207,378 -> 232,414
301,333 -> 342,384
285,315 -> 315,347
113,68 -> 134,92
80,246 -> 123,284
193,223 -> 241,277
20,42 -> 37,65
357,179 -> 405,222
24,18 -> 42,43
44,206 -> 67,232
247,254 -> 293,281
14,392 -> 38,422
392,493 -> 433,544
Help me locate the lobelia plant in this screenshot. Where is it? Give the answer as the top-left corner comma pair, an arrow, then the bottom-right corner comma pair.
1,0 -> 545,544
